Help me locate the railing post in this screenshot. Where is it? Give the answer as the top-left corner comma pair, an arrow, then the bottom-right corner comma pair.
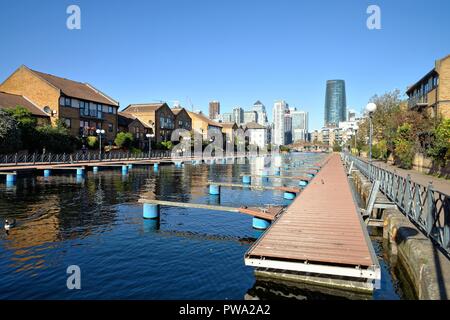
15,153 -> 18,165
426,182 -> 435,236
405,174 -> 412,215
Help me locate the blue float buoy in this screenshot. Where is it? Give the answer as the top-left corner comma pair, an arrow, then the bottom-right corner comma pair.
121,165 -> 128,175
209,184 -> 221,195
283,192 -> 296,200
307,173 -> 315,178
44,169 -> 51,177
76,168 -> 84,176
299,180 -> 308,187
253,217 -> 271,230
6,174 -> 16,183
175,162 -> 182,168
93,166 -> 99,174
143,203 -> 160,219
154,163 -> 159,171
242,175 -> 251,184
128,164 -> 133,169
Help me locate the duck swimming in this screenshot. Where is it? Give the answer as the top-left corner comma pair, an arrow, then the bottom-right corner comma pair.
4,218 -> 16,230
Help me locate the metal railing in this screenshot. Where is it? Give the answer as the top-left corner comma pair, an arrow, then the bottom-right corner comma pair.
0,150 -> 173,166
0,151 -> 257,166
343,153 -> 450,256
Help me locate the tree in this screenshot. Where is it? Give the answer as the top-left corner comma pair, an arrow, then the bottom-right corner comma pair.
332,140 -> 342,152
0,109 -> 22,152
427,118 -> 450,167
394,123 -> 415,169
4,106 -> 37,150
115,132 -> 133,150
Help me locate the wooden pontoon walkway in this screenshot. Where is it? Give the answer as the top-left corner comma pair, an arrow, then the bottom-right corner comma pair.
245,154 -> 381,289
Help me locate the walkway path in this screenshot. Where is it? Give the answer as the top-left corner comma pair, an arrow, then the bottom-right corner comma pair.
370,159 -> 450,195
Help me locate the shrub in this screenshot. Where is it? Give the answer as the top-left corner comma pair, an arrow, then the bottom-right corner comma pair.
86,136 -> 99,149
36,121 -> 79,153
115,132 -> 133,150
427,118 -> 450,167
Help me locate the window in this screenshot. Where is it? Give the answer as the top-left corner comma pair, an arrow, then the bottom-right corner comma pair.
63,118 -> 72,128
65,97 -> 71,107
103,105 -> 109,113
59,97 -> 65,107
108,123 -> 113,133
97,104 -> 103,118
108,106 -> 114,114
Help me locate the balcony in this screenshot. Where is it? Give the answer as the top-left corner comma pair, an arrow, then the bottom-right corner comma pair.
408,95 -> 429,110
80,109 -> 104,120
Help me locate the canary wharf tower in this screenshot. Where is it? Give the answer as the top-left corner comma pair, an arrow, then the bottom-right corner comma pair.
324,80 -> 347,127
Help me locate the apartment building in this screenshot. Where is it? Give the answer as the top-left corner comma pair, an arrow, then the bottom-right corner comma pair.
0,65 -> 119,144
406,54 -> 450,119
120,103 -> 176,144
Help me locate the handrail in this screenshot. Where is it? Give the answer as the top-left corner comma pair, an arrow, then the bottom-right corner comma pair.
0,151 -> 256,166
343,153 -> 450,257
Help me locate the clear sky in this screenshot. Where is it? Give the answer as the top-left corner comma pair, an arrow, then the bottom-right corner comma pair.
1,0 -> 449,130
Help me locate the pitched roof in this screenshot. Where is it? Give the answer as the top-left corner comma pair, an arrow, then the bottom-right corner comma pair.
221,122 -> 238,128
254,100 -> 263,105
118,112 -> 153,129
26,66 -> 119,106
118,112 -> 135,126
0,91 -> 49,117
244,122 -> 266,129
122,103 -> 168,113
187,111 -> 223,127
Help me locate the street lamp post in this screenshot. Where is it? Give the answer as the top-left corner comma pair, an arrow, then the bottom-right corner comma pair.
365,102 -> 377,165
146,133 -> 155,158
96,129 -> 105,160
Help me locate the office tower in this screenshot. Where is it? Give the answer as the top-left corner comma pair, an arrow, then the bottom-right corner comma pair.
273,100 -> 288,145
221,113 -> 233,123
291,110 -> 309,142
209,101 -> 220,119
347,109 -> 356,122
243,110 -> 258,124
284,112 -> 292,145
232,107 -> 244,124
252,100 -> 268,126
324,80 -> 347,127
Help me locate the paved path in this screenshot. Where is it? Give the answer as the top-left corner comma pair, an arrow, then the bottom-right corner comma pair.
371,160 -> 450,195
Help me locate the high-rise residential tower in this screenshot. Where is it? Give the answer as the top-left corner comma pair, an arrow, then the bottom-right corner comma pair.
209,101 -> 220,119
324,80 -> 347,127
273,100 -> 288,145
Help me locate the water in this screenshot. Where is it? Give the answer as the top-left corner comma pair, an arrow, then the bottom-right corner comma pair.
0,153 -> 402,299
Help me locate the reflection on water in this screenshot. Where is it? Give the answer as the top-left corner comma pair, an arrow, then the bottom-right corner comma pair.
0,153 -> 400,299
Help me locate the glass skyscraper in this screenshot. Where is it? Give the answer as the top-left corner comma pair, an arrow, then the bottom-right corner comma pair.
324,80 -> 347,127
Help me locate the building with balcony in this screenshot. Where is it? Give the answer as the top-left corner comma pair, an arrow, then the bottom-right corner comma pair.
0,65 -> 119,144
120,103 -> 175,145
406,54 -> 450,119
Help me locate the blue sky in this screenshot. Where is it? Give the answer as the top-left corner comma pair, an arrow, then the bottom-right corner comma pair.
1,0 -> 449,130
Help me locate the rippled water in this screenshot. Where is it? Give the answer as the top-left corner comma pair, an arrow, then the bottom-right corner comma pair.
0,153 -> 401,299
